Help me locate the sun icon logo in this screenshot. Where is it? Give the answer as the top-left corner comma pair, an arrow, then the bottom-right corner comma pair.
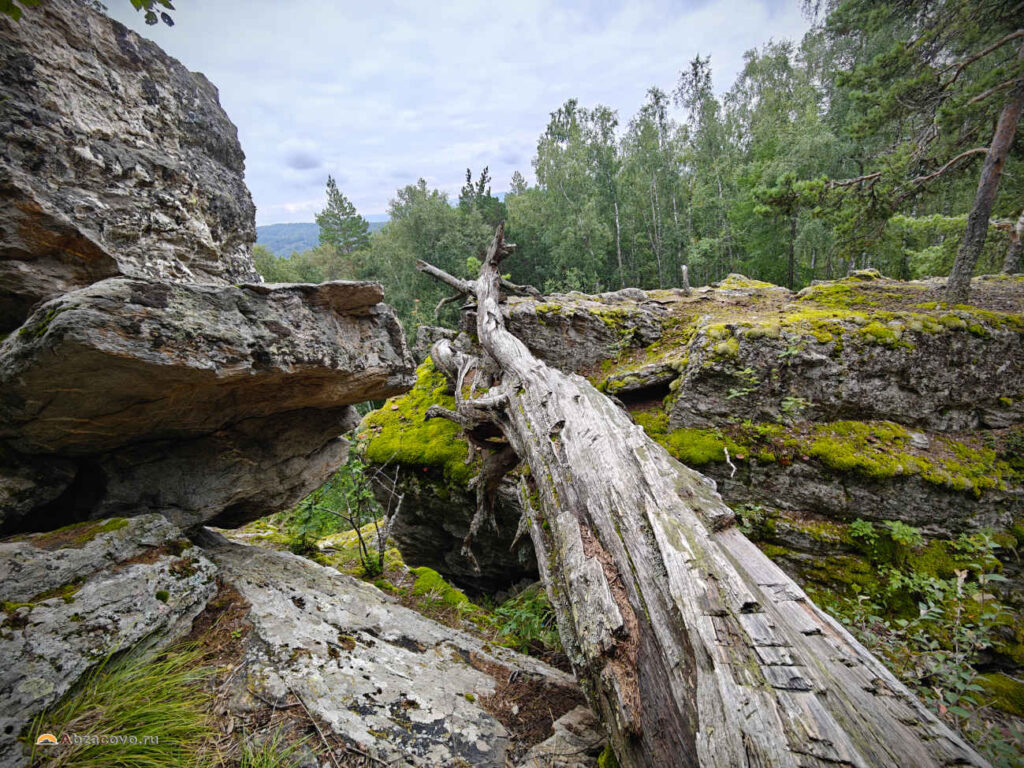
35,733 -> 58,745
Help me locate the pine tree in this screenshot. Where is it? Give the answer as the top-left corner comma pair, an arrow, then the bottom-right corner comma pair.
316,176 -> 370,255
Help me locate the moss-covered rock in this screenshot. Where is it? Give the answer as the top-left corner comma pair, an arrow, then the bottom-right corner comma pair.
361,357 -> 477,486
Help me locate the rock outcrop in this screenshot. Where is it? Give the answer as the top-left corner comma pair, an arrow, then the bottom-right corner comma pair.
363,271 -> 1024,673
0,1 -> 416,535
0,515 -> 217,767
198,529 -> 587,767
0,0 -> 259,333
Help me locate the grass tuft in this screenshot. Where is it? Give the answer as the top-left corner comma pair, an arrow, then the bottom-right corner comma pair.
27,645 -> 217,768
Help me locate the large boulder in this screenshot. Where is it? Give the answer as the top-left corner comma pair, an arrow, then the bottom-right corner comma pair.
198,529 -> 588,767
0,279 -> 414,533
0,0 -> 417,535
502,289 -> 666,372
0,279 -> 411,455
0,0 -> 259,332
0,514 -> 217,767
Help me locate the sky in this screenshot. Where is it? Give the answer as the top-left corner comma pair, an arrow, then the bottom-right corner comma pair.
107,0 -> 811,226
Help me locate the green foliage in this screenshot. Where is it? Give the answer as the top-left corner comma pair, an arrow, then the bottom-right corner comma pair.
354,179 -> 491,334
129,0 -> 175,26
27,645 -> 216,767
734,504 -> 776,541
491,584 -> 561,653
284,453 -> 387,576
316,175 -> 370,255
0,0 -> 39,23
820,521 -> 1024,763
252,242 -> 357,284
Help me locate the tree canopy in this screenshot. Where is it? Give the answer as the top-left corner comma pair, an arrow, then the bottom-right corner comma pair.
255,0 -> 1023,331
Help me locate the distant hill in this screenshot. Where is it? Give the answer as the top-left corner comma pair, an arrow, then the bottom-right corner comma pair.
256,220 -> 386,257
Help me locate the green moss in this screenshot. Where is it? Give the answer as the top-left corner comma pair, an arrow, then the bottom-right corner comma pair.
597,745 -> 620,768
939,314 -> 968,331
806,421 -> 910,479
410,566 -> 471,609
716,274 -> 779,290
660,428 -> 738,466
905,540 -> 960,579
25,517 -> 130,550
1,601 -> 33,614
758,543 -> 791,559
29,580 -> 82,605
17,306 -> 68,339
801,421 -> 1011,495
361,358 -> 476,485
858,321 -> 904,346
155,590 -> 170,603
712,337 -> 739,358
977,673 -> 1024,718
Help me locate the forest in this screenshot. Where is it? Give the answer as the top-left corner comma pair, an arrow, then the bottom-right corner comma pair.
254,0 -> 1024,334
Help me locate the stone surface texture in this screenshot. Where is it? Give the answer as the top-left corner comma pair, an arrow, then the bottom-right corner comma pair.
0,0 -> 259,332
0,0 -> 416,535
0,514 -> 217,768
199,529 -> 585,767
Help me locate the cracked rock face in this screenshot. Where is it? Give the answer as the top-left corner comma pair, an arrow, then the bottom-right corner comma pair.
501,291 -> 666,372
0,514 -> 217,768
198,530 -> 585,767
0,278 -> 411,455
0,0 -> 259,332
0,279 -> 414,533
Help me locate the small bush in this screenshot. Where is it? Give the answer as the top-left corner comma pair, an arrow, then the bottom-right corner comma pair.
493,584 -> 561,653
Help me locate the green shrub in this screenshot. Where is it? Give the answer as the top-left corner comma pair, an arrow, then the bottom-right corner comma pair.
492,584 -> 561,653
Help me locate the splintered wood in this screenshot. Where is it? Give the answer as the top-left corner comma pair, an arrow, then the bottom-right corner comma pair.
418,226 -> 989,768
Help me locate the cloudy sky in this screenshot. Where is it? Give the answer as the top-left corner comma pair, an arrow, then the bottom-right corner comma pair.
107,0 -> 810,226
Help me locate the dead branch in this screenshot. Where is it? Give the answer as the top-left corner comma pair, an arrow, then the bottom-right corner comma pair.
942,30 -> 1024,89
826,171 -> 882,189
909,147 -> 990,186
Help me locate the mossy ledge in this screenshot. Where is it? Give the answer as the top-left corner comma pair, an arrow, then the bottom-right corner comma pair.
360,356 -> 477,486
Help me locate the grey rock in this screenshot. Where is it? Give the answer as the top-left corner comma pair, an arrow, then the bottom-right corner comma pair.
504,293 -> 664,372
384,472 -> 537,592
93,406 -> 361,529
0,0 -> 259,330
706,457 -> 1018,538
668,315 -> 1024,432
0,514 -> 217,768
413,324 -> 458,363
0,278 -> 414,457
197,529 -> 584,767
516,706 -> 604,768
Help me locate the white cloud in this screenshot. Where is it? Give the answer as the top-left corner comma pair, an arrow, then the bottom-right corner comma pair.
106,0 -> 809,225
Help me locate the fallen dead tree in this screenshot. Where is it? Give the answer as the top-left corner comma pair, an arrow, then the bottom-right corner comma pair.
415,226 -> 988,768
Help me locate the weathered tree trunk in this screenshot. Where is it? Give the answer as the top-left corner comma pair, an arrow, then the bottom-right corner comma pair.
947,43 -> 1024,303
1002,206 -> 1024,274
614,198 -> 626,289
419,226 -> 988,768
